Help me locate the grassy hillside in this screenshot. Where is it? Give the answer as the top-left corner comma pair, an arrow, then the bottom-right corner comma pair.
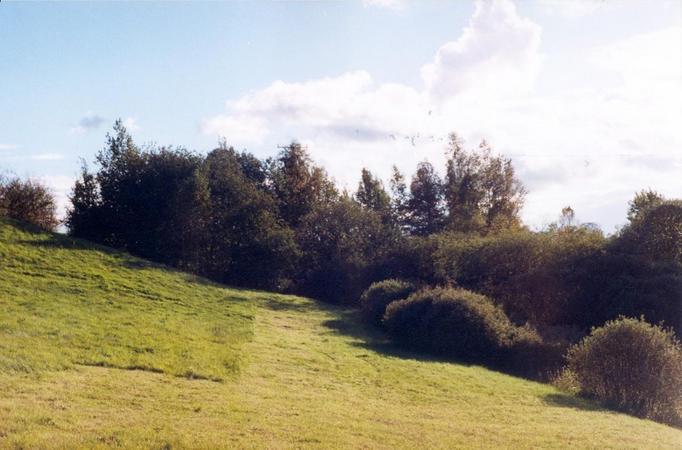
1,219 -> 681,449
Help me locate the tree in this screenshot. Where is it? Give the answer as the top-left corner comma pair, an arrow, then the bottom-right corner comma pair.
407,161 -> 445,236
443,134 -> 525,234
622,200 -> 682,265
559,206 -> 576,229
66,162 -> 103,242
295,194 -> 400,303
0,176 -> 58,230
356,168 -> 391,218
389,165 -> 410,231
627,189 -> 664,223
267,142 -> 337,228
479,140 -> 526,232
203,147 -> 298,290
444,133 -> 486,232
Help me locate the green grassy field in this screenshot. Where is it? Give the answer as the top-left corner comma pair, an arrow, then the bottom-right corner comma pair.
1,219 -> 681,449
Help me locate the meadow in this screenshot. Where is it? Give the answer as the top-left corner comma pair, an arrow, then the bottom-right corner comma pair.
1,219 -> 682,449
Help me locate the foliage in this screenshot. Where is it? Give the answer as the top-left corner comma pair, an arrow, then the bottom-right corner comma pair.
360,279 -> 417,326
431,227 -> 606,326
295,195 -> 400,303
627,189 -> 664,223
204,146 -> 298,290
566,317 -> 682,425
67,122 -> 298,290
443,134 -> 526,234
618,200 -> 682,265
406,161 -> 446,236
0,175 -> 58,231
266,142 -> 337,228
356,168 -> 392,219
389,164 -> 411,232
383,287 -> 529,361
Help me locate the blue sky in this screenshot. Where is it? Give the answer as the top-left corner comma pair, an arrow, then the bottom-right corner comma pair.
1,0 -> 681,231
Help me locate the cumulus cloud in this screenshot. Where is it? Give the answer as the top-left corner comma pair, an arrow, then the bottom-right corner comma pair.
421,0 -> 542,100
123,117 -> 141,131
539,0 -> 606,18
70,112 -> 106,134
362,0 -> 407,11
30,153 -> 64,161
202,0 -> 682,231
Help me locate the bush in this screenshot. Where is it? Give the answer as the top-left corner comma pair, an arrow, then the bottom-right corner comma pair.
360,279 -> 416,326
0,176 -> 59,231
431,228 -> 605,327
383,287 -> 527,361
565,317 -> 682,425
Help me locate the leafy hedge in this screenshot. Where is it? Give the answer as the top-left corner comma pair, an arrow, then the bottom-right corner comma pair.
383,287 -> 538,362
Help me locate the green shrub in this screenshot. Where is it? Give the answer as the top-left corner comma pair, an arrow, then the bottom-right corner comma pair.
426,229 -> 607,327
565,317 -> 682,425
0,176 -> 59,231
360,279 -> 417,326
383,287 -> 525,361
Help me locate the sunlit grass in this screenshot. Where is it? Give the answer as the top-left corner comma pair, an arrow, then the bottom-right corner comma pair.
0,219 -> 253,380
1,219 -> 681,448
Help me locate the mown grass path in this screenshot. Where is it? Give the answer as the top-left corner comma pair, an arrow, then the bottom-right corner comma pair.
1,220 -> 681,448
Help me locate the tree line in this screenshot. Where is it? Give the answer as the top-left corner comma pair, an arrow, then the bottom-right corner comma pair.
3,119 -> 679,339
64,120 -> 527,303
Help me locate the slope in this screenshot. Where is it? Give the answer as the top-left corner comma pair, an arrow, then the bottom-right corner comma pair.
1,219 -> 681,449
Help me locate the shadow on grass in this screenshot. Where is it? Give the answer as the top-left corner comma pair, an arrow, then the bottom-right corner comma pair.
321,309 -> 471,366
541,393 -> 607,413
320,307 -> 621,416
19,238 -> 93,251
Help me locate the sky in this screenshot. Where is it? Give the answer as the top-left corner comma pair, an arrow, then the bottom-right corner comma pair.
1,0 -> 680,232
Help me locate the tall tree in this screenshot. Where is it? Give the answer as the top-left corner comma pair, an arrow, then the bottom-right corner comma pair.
444,134 -> 525,234
204,147 -> 298,289
295,194 -> 399,303
444,133 -> 486,232
267,142 -> 337,228
66,162 -> 103,241
389,165 -> 410,231
407,161 -> 445,236
356,168 -> 391,217
479,140 -> 526,232
627,189 -> 664,224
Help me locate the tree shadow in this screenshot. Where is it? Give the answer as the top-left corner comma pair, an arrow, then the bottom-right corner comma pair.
541,393 -> 608,413
259,296 -> 326,313
18,238 -> 93,251
320,309 -> 476,366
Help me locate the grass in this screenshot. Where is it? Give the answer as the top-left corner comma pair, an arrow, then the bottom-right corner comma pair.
0,219 -> 253,380
1,219 -> 682,448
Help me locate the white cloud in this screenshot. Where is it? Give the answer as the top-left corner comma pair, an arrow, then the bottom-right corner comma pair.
421,0 -> 542,100
30,153 -> 64,161
538,0 -> 606,18
29,175 -> 75,221
123,117 -> 141,131
202,0 -> 682,231
362,0 -> 407,11
0,144 -> 18,151
70,112 -> 105,134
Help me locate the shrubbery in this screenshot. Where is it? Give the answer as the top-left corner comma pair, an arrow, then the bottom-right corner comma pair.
430,228 -> 605,326
360,279 -> 416,326
0,176 -> 58,231
564,317 -> 682,425
383,287 -> 537,361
